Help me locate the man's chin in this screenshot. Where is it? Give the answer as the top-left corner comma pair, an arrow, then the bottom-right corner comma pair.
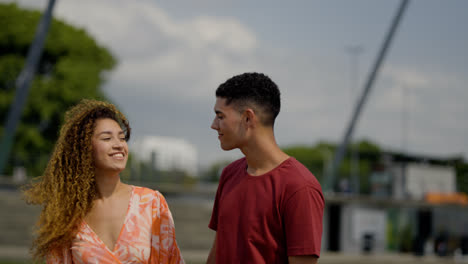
220,144 -> 235,151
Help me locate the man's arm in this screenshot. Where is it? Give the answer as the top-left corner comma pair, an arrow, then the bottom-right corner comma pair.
206,233 -> 217,264
284,186 -> 324,263
288,255 -> 318,264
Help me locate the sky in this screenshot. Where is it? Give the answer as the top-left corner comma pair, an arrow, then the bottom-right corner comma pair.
4,0 -> 468,169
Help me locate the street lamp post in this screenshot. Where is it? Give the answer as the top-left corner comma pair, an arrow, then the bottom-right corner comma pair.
345,45 -> 364,194
401,84 -> 409,153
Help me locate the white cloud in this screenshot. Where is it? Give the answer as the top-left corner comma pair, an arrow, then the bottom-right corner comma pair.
49,0 -> 259,102
4,0 -> 468,166
354,63 -> 468,157
384,66 -> 430,88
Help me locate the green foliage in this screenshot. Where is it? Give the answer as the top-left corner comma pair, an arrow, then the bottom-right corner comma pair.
455,161 -> 468,194
205,138 -> 468,195
356,139 -> 381,153
0,3 -> 116,176
283,145 -> 325,182
201,160 -> 232,182
282,139 -> 381,191
386,209 -> 399,251
0,260 -> 32,264
399,223 -> 413,252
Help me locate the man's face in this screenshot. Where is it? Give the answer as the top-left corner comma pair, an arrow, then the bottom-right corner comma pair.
211,97 -> 246,150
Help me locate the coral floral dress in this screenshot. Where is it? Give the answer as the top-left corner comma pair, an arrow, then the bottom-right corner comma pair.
47,186 -> 185,264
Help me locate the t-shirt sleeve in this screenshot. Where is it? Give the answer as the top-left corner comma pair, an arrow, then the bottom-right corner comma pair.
150,192 -> 185,264
283,186 -> 324,257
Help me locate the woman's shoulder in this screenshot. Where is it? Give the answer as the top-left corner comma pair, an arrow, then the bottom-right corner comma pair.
130,185 -> 165,201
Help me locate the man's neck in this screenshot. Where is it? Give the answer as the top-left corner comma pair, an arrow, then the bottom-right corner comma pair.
242,133 -> 289,176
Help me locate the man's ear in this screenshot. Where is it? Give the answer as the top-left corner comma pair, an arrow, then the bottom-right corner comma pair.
244,108 -> 256,128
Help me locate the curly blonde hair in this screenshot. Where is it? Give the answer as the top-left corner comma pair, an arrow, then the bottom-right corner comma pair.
23,99 -> 131,260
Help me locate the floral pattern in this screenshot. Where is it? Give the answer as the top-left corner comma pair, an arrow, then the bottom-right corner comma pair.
47,186 -> 184,264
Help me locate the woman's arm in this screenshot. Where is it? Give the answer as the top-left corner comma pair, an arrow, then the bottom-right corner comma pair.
150,192 -> 185,264
206,233 -> 217,264
288,255 -> 318,264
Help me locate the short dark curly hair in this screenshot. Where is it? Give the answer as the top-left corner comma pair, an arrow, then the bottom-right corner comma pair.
216,72 -> 281,126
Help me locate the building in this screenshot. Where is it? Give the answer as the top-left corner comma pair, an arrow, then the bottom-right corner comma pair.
131,136 -> 198,177
324,152 -> 468,256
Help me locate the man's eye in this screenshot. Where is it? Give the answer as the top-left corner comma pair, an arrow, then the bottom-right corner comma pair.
102,138 -> 111,141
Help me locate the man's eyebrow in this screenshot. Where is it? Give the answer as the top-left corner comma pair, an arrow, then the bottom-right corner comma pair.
215,110 -> 223,114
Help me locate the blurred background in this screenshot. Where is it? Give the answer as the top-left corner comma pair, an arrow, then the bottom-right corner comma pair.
0,0 -> 467,263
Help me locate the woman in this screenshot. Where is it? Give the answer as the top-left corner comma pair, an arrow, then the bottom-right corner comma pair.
23,99 -> 184,263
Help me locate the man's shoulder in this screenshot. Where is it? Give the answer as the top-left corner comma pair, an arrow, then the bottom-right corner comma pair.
223,157 -> 247,173
217,157 -> 246,182
213,158 -> 246,193
280,157 -> 322,190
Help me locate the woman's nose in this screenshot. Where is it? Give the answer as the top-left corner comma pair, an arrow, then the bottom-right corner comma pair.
113,139 -> 124,148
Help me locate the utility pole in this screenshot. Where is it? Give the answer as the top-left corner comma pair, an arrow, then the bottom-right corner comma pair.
0,0 -> 57,175
345,45 -> 363,194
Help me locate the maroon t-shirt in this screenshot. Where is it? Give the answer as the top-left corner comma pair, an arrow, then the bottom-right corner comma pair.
209,157 -> 324,263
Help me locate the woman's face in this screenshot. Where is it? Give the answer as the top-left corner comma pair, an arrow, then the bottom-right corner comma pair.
91,118 -> 128,175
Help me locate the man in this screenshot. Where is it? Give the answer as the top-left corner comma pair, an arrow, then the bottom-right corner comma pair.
207,72 -> 324,264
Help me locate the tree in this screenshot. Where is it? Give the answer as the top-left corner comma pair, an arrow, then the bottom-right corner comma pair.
201,160 -> 232,183
282,145 -> 325,182
0,3 -> 116,176
454,160 -> 468,194
282,140 -> 381,191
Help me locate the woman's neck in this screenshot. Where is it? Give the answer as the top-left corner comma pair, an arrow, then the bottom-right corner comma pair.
94,172 -> 125,199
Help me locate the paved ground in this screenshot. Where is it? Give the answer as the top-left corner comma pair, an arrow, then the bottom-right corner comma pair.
181,251 -> 465,264
0,245 -> 464,264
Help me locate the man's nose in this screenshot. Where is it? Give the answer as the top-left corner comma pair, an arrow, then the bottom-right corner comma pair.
211,119 -> 218,130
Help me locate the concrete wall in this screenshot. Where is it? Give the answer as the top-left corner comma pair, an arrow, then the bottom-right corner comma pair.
340,204 -> 387,253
